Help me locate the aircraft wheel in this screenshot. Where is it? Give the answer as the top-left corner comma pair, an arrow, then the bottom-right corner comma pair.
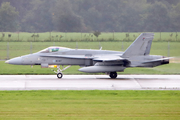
57,73 -> 63,79
109,72 -> 117,79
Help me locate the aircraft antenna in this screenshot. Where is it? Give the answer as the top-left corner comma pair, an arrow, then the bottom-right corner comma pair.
7,42 -> 9,60
30,42 -> 32,54
121,41 -> 124,51
99,42 -> 102,50
168,41 -> 170,57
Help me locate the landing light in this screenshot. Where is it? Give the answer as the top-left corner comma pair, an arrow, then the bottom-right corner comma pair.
48,65 -> 57,68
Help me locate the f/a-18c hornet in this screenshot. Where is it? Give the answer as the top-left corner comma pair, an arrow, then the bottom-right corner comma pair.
5,33 -> 170,79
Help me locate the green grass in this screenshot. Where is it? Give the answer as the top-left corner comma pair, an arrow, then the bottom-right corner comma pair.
0,41 -> 180,60
1,61 -> 180,75
1,32 -> 180,42
0,90 -> 180,119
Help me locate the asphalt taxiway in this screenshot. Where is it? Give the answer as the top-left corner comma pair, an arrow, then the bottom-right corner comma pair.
0,75 -> 180,90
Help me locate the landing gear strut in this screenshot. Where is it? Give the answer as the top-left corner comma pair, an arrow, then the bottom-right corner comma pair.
52,65 -> 71,79
109,72 -> 117,79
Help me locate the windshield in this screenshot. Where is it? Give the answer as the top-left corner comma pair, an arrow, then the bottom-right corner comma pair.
39,46 -> 70,53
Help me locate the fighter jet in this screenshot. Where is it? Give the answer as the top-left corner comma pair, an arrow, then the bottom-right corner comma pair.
5,33 -> 170,79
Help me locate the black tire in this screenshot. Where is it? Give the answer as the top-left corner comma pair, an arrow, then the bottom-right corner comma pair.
109,72 -> 117,79
57,73 -> 63,79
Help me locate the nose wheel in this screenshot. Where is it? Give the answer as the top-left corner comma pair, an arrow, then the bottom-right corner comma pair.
57,73 -> 63,79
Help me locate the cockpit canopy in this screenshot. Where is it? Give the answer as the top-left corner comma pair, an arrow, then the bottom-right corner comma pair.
39,46 -> 70,53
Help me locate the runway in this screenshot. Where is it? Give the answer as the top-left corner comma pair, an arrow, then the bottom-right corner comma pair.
0,75 -> 180,90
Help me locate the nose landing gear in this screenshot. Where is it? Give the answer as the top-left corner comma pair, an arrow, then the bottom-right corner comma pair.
52,65 -> 71,79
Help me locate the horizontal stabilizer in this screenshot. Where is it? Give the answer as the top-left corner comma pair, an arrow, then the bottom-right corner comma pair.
142,57 -> 173,64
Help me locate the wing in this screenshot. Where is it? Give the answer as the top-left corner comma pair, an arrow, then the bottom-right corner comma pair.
93,56 -> 124,62
79,55 -> 130,73
93,55 -> 131,67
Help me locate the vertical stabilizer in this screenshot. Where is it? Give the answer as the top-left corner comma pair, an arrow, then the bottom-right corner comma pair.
122,33 -> 154,57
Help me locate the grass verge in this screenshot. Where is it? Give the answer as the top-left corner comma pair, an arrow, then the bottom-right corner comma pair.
0,90 -> 180,119
0,41 -> 180,59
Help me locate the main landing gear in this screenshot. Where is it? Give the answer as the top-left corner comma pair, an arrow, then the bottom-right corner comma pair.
109,72 -> 117,79
52,65 -> 71,79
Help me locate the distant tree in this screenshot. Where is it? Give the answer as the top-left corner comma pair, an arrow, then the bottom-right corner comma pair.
21,0 -> 54,32
142,1 -> 170,32
169,2 -> 180,31
117,0 -> 147,32
1,0 -> 180,32
93,31 -> 101,40
0,2 -> 19,32
52,0 -> 85,32
147,0 -> 179,5
93,31 -> 101,37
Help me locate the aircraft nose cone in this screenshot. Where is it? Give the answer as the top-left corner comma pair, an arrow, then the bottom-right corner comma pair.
5,57 -> 22,65
5,60 -> 9,64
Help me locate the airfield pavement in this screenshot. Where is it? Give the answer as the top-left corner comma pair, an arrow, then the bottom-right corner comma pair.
0,75 -> 180,90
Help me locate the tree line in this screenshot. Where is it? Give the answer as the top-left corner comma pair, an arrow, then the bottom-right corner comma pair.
0,0 -> 180,32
